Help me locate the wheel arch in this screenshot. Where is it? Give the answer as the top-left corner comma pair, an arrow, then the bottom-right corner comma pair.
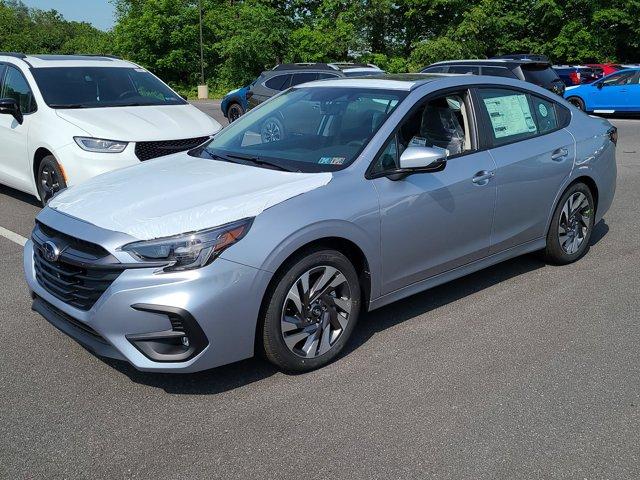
33,147 -> 54,182
546,175 -> 599,237
254,236 -> 372,355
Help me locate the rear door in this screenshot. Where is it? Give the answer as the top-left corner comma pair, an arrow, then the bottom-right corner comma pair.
249,73 -> 291,108
474,87 -> 575,253
0,64 -> 35,191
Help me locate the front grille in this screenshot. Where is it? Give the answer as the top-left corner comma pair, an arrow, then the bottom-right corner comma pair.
135,136 -> 209,161
32,223 -> 124,311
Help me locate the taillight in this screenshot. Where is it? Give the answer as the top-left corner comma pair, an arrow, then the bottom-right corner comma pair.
569,71 -> 581,84
608,126 -> 618,146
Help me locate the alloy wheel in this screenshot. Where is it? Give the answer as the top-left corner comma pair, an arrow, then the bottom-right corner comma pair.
558,191 -> 591,254
40,164 -> 61,203
281,265 -> 352,358
228,105 -> 242,122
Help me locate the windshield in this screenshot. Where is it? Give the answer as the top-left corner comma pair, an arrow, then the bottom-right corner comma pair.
195,86 -> 407,173
31,67 -> 186,108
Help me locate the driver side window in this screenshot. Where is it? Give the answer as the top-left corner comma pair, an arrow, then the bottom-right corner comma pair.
370,90 -> 473,176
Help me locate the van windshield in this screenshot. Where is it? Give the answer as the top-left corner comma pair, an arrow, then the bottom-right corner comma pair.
194,86 -> 407,173
31,67 -> 186,109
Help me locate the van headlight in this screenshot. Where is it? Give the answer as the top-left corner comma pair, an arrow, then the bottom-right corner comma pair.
74,137 -> 128,153
121,218 -> 253,272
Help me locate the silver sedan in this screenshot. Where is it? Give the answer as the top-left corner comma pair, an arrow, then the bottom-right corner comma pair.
24,74 -> 617,373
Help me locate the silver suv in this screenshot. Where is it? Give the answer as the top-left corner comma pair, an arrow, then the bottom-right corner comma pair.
25,74 -> 617,373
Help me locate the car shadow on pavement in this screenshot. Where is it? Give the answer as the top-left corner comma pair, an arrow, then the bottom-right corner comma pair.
102,220 -> 609,395
0,184 -> 41,207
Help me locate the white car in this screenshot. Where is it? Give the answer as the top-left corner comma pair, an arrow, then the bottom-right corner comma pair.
0,53 -> 221,204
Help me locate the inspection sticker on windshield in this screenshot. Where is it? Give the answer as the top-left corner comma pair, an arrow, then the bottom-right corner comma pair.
318,156 -> 345,165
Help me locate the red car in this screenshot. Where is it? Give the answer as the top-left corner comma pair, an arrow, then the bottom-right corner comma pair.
585,63 -> 622,76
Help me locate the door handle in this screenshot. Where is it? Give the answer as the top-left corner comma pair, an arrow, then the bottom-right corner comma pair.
551,148 -> 569,161
472,170 -> 495,185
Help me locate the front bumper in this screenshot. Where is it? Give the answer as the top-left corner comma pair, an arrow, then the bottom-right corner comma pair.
24,239 -> 272,373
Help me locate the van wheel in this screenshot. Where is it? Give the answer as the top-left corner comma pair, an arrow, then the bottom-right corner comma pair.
37,155 -> 66,206
262,249 -> 361,372
567,97 -> 585,111
543,182 -> 594,265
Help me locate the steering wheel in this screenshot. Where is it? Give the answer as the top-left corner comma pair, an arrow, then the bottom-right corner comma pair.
118,90 -> 137,100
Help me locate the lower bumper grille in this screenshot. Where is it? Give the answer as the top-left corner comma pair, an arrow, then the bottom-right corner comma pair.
35,295 -> 106,344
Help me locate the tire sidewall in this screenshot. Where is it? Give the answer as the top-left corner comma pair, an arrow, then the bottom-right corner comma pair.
262,249 -> 361,372
546,183 -> 595,264
227,103 -> 244,122
37,155 -> 67,206
567,96 -> 585,111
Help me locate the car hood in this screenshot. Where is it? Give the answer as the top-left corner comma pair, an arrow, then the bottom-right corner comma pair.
48,154 -> 332,240
55,104 -> 221,142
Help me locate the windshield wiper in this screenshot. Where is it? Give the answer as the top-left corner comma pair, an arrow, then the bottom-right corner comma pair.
225,153 -> 294,172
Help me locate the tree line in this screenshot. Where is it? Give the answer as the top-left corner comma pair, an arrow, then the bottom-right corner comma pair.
1,0 -> 638,96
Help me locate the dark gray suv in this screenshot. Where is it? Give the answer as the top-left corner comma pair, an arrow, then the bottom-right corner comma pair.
422,55 -> 566,96
247,63 -> 345,109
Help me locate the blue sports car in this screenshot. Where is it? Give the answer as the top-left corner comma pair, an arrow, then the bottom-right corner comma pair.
564,68 -> 640,114
220,85 -> 249,123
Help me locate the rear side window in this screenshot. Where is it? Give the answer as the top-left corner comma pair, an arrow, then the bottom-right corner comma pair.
448,65 -> 480,75
1,65 -> 36,113
264,74 -> 291,91
317,72 -> 340,79
477,88 -> 538,146
290,72 -> 318,86
521,65 -> 560,84
481,66 -> 517,78
530,95 -> 558,133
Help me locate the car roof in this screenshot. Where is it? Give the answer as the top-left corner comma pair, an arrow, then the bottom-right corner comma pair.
431,58 -> 550,67
0,53 -> 138,69
297,73 -> 461,91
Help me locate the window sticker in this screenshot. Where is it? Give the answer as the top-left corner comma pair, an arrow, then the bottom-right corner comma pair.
483,94 -> 537,138
408,136 -> 427,147
538,103 -> 548,117
318,156 -> 345,165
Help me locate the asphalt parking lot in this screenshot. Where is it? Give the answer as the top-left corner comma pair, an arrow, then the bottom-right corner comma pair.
1,105 -> 638,479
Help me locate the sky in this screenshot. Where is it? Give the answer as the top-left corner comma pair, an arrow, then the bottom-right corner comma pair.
21,0 -> 115,31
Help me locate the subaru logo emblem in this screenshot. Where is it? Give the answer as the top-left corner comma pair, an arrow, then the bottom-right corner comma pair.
42,241 -> 61,262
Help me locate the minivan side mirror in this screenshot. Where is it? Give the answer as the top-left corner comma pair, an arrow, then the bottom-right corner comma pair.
386,146 -> 447,180
0,98 -> 23,124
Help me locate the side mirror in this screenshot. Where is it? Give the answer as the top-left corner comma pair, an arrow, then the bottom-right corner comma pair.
399,146 -> 447,169
596,82 -> 603,89
0,98 -> 23,124
387,146 -> 447,180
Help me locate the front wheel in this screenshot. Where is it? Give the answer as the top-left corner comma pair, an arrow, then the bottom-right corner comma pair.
543,182 -> 595,264
262,249 -> 361,372
37,155 -> 67,206
227,102 -> 244,123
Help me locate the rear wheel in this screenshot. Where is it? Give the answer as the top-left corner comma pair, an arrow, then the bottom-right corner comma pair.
36,155 -> 66,206
543,182 -> 594,264
262,249 -> 361,372
227,102 -> 244,123
567,96 -> 585,111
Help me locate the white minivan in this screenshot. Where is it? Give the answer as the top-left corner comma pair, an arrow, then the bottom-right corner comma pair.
0,53 -> 221,204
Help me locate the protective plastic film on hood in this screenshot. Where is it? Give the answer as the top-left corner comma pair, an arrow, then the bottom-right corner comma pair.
49,154 -> 331,240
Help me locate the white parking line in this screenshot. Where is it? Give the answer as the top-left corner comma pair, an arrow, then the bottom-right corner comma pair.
0,226 -> 27,246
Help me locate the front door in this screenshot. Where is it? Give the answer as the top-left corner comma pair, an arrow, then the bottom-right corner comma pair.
371,89 -> 497,294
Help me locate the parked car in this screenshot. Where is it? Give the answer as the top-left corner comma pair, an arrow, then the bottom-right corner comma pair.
422,56 -> 565,96
221,85 -> 249,123
247,63 -> 345,109
0,53 -> 221,204
585,63 -> 622,76
330,63 -> 384,77
25,74 -> 617,373
553,65 -> 601,86
564,67 -> 640,113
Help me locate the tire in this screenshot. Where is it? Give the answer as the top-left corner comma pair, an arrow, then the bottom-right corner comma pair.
260,116 -> 285,143
227,102 -> 244,123
543,182 -> 595,265
36,155 -> 67,206
262,248 -> 361,372
567,96 -> 585,111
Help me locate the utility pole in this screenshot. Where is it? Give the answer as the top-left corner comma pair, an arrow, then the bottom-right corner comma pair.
197,0 -> 208,99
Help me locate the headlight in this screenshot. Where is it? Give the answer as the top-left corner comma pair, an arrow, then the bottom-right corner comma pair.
74,137 -> 128,153
121,218 -> 253,272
